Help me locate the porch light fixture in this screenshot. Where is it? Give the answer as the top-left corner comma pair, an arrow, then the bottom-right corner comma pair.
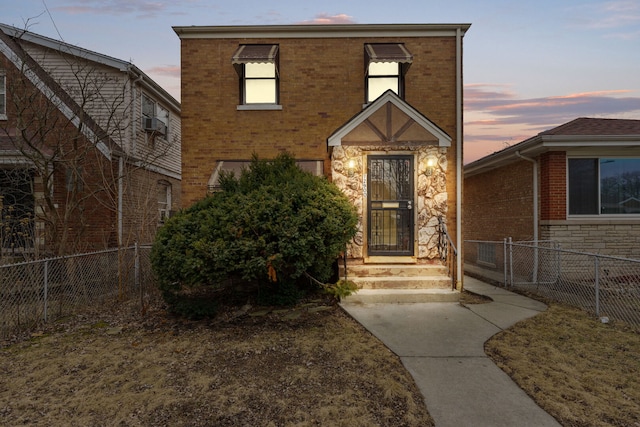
347,159 -> 356,176
425,157 -> 436,176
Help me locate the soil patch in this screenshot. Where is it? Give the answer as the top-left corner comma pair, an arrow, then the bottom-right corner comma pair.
0,298 -> 433,426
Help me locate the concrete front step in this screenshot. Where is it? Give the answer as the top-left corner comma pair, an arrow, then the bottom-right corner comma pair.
343,263 -> 447,278
341,288 -> 460,304
351,275 -> 452,289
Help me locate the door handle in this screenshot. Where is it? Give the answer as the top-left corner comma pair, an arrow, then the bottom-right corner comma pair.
407,200 -> 412,210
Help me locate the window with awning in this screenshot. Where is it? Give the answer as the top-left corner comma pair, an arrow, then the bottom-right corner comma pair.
232,45 -> 279,105
364,43 -> 413,103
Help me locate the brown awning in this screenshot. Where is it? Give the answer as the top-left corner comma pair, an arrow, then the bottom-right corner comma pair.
365,43 -> 413,64
232,44 -> 279,64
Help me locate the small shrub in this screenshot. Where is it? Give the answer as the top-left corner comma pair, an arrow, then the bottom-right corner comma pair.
324,279 -> 359,300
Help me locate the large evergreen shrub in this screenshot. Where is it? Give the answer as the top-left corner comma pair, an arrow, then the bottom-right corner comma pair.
151,153 -> 357,315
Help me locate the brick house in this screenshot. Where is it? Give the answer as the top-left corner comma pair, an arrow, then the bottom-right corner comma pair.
0,23 -> 181,258
464,117 -> 640,268
174,23 -> 469,297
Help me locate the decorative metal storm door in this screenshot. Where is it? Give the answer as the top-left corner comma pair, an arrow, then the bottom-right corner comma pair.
367,155 -> 414,256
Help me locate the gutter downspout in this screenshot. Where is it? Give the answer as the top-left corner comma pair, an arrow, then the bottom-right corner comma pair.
129,67 -> 144,154
456,27 -> 463,290
515,150 -> 538,282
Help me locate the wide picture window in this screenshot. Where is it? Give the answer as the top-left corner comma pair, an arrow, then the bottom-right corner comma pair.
569,158 -> 640,215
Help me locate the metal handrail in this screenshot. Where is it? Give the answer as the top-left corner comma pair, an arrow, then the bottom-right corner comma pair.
437,216 -> 458,290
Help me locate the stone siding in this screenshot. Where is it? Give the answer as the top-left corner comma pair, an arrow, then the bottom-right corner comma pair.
332,145 -> 448,260
541,221 -> 640,258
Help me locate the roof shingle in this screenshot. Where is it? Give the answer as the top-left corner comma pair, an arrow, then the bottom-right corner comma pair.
540,117 -> 640,136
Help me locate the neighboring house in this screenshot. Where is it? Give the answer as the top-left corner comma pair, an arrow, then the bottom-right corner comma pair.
464,117 -> 640,264
173,23 -> 469,295
0,23 -> 181,258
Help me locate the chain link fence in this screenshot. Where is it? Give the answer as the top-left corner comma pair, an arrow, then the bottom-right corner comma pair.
465,239 -> 640,330
0,245 -> 158,342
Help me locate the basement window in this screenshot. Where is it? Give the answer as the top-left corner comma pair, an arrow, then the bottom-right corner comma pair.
207,160 -> 324,193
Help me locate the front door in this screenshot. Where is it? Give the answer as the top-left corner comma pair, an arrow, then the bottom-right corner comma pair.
367,155 -> 414,256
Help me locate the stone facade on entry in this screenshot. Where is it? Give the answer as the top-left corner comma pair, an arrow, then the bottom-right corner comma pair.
332,145 -> 448,260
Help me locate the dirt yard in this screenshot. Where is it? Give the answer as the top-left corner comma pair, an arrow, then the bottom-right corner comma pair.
2,291 -> 639,426
0,298 -> 433,426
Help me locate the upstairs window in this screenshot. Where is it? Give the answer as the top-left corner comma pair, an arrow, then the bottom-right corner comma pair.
0,71 -> 6,119
158,180 -> 172,223
232,44 -> 280,107
364,43 -> 412,103
141,93 -> 168,136
569,158 -> 640,215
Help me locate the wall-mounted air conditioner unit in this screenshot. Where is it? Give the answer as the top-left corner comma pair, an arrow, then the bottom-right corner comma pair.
143,117 -> 167,135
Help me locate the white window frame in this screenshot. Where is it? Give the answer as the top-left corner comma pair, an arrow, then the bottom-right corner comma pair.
141,93 -> 169,137
0,71 -> 7,120
158,181 -> 172,223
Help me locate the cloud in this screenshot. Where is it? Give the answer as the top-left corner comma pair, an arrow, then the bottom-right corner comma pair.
463,84 -> 640,163
146,65 -> 180,78
297,13 -> 356,25
465,84 -> 640,128
569,1 -> 640,37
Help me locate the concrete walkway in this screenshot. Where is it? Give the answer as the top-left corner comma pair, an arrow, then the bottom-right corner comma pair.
340,276 -> 561,427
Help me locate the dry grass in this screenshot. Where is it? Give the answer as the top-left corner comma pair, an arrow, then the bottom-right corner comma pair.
3,291 -> 639,427
485,302 -> 640,427
0,300 -> 433,427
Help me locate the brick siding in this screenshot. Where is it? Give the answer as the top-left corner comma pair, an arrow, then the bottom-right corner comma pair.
464,159 -> 535,241
540,151 -> 566,220
180,35 -> 459,202
180,34 -> 461,252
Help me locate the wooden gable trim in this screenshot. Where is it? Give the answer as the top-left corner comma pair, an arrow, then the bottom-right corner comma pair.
328,90 -> 451,147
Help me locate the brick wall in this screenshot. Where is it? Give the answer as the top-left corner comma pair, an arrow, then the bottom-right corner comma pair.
180,35 -> 460,207
464,159 -> 535,241
540,151 -> 566,220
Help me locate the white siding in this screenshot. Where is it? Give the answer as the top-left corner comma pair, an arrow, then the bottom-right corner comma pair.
21,41 -> 181,177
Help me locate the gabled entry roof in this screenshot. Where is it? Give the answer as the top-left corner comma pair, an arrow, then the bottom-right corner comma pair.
327,90 -> 451,147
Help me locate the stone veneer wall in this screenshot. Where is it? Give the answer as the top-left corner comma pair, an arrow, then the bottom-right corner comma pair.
331,145 -> 448,260
541,222 -> 640,259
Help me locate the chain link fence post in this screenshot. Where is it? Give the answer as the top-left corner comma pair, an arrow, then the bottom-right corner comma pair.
595,256 -> 600,317
43,259 -> 48,322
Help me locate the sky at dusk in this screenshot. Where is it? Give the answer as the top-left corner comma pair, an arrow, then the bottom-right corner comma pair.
2,0 -> 640,163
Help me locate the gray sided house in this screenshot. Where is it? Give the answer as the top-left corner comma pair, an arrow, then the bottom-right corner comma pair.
0,23 -> 181,258
465,117 -> 640,265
